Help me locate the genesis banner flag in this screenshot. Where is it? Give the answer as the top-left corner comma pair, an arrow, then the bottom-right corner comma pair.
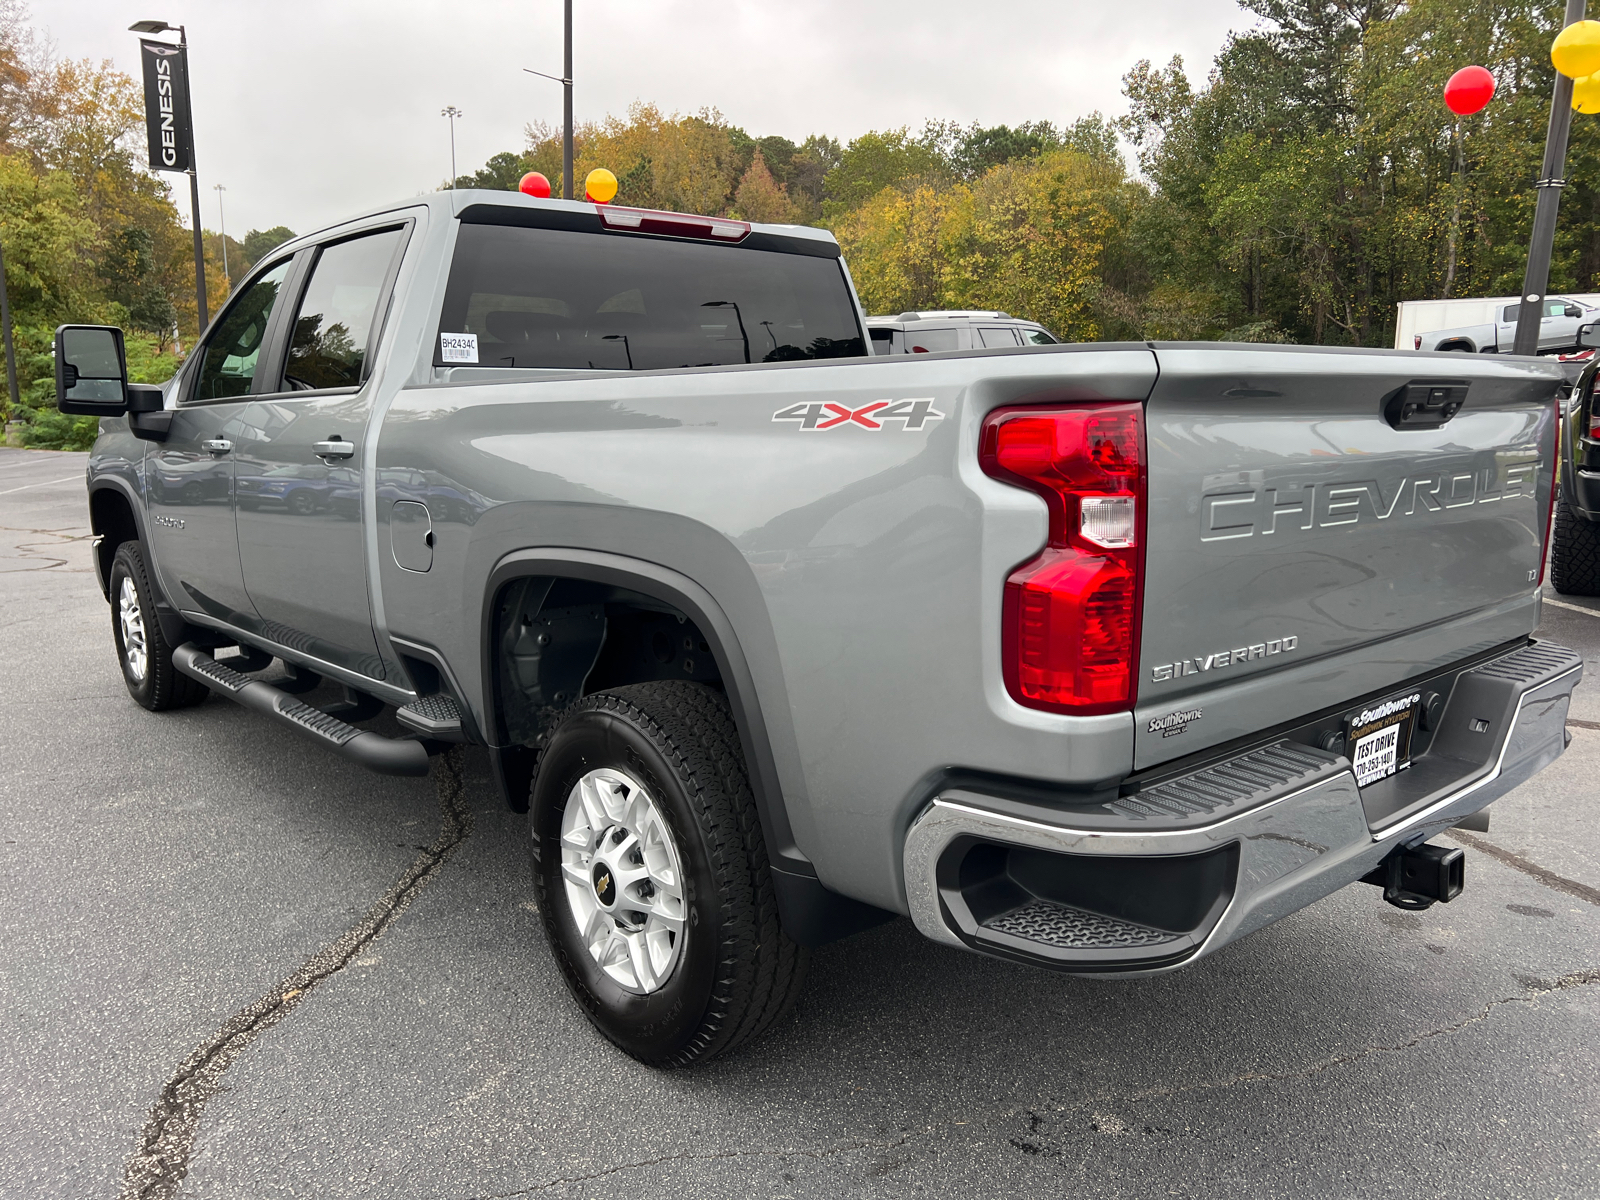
140,39 -> 192,173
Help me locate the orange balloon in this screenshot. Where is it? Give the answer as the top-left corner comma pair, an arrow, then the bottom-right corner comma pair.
585,167 -> 618,204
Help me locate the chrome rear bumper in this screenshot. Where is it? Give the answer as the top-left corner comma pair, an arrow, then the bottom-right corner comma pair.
903,640 -> 1582,975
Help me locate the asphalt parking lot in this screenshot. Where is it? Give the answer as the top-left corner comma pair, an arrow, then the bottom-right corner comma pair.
2,444 -> 1598,1199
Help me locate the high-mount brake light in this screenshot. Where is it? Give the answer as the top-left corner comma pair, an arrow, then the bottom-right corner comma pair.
597,205 -> 750,242
980,402 -> 1146,715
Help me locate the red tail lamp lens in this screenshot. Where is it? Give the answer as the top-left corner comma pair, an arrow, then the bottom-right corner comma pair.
981,403 -> 1146,714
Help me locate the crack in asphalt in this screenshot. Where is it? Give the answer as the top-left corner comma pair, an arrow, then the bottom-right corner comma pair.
451,968 -> 1600,1195
118,747 -> 473,1200
1567,717 -> 1600,731
1448,828 -> 1600,908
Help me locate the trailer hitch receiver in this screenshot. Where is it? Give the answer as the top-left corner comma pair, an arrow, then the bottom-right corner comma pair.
1360,842 -> 1465,911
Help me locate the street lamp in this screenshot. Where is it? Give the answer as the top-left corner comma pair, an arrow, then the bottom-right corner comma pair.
441,106 -> 463,188
602,333 -> 633,369
130,19 -> 208,330
1511,0 -> 1590,355
523,0 -> 574,199
702,301 -> 749,363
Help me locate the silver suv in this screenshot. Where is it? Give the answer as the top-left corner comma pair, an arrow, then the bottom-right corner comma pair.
867,309 -> 1058,354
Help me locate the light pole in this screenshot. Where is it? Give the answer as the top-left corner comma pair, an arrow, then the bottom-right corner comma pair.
602,333 -> 633,369
524,0 -> 574,199
441,106 -> 463,188
0,237 -> 18,418
130,19 -> 206,331
702,301 -> 750,363
1513,0 -> 1588,356
213,182 -> 228,285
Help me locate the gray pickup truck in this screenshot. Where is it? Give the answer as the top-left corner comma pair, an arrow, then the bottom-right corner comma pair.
55,190 -> 1582,1066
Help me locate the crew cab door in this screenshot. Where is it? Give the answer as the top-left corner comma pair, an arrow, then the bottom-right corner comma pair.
232,224 -> 408,679
147,259 -> 294,624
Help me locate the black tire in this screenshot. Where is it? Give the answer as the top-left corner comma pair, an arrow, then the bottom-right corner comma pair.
530,681 -> 807,1066
286,489 -> 316,516
1551,494 -> 1600,595
108,540 -> 209,711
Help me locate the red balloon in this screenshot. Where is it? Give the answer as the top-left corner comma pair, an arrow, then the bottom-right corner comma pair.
518,171 -> 552,198
1444,66 -> 1496,116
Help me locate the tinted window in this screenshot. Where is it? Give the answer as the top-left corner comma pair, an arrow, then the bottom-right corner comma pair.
282,229 -> 404,391
436,224 -> 865,370
978,326 -> 1021,348
1023,327 -> 1058,345
194,261 -> 290,401
1501,305 -> 1520,323
907,328 -> 960,353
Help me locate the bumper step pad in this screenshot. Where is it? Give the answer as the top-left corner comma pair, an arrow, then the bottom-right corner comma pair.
172,644 -> 430,776
396,693 -> 465,738
981,900 -> 1178,951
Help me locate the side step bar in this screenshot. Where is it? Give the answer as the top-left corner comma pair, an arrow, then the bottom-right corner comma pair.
173,644 -> 431,777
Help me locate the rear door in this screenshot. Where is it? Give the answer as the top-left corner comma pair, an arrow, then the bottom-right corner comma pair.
147,259 -> 294,624
233,224 -> 408,678
1135,345 -> 1558,768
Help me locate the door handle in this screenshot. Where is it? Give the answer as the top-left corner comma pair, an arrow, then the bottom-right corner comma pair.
201,438 -> 232,454
314,438 -> 355,459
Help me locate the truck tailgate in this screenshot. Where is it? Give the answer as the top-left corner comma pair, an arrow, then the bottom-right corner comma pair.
1135,345 -> 1560,769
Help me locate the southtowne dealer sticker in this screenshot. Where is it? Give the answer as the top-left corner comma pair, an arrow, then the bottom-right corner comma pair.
1347,691 -> 1422,787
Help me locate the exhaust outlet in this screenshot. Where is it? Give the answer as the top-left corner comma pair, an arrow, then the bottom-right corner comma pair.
1360,842 -> 1465,911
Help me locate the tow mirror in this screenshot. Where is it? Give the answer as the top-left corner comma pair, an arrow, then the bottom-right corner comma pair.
1579,323 -> 1600,351
54,325 -> 129,415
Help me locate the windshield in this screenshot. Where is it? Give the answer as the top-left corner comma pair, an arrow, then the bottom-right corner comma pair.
435,223 -> 866,371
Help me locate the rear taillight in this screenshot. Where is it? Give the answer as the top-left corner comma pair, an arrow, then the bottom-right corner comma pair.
1414,335 -> 1422,350
980,402 -> 1146,715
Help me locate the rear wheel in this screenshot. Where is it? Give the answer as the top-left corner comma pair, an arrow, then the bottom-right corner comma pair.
109,541 -> 208,711
530,681 -> 807,1066
1551,495 -> 1600,595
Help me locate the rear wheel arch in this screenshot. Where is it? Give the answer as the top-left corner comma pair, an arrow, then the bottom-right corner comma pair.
1436,339 -> 1476,353
480,551 -> 796,855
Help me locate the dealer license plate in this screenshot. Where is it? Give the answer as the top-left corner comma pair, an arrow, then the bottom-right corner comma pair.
1345,689 -> 1423,788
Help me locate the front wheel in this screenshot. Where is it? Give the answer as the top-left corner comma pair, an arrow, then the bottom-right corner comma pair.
109,541 -> 209,711
1551,494 -> 1600,595
530,681 -> 807,1066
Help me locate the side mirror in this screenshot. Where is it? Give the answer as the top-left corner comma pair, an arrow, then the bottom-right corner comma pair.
1568,305 -> 1584,318
55,325 -> 130,415
1580,323 -> 1600,351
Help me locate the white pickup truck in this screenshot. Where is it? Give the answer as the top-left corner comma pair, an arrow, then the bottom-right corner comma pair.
1417,296 -> 1600,354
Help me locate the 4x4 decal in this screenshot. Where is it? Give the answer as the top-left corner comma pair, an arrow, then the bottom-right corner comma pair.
772,398 -> 945,432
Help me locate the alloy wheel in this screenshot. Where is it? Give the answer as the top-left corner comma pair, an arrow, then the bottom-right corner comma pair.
118,575 -> 148,683
558,766 -> 687,994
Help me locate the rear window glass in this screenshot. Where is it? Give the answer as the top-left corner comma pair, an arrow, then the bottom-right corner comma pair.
1023,327 -> 1058,345
435,224 -> 866,370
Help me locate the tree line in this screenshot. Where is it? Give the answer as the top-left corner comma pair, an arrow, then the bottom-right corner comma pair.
0,2 -> 295,448
6,0 -> 1597,449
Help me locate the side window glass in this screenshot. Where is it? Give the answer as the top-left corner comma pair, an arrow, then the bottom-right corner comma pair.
978,326 -> 1021,348
1024,328 -> 1058,345
194,260 -> 291,401
907,328 -> 960,353
282,229 -> 404,391
1501,305 -> 1521,323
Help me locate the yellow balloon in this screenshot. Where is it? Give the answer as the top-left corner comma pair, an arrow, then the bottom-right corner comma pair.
1575,73 -> 1600,114
1552,19 -> 1600,80
585,167 -> 618,204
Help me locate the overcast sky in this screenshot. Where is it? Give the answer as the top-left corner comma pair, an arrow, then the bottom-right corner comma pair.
37,0 -> 1253,238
